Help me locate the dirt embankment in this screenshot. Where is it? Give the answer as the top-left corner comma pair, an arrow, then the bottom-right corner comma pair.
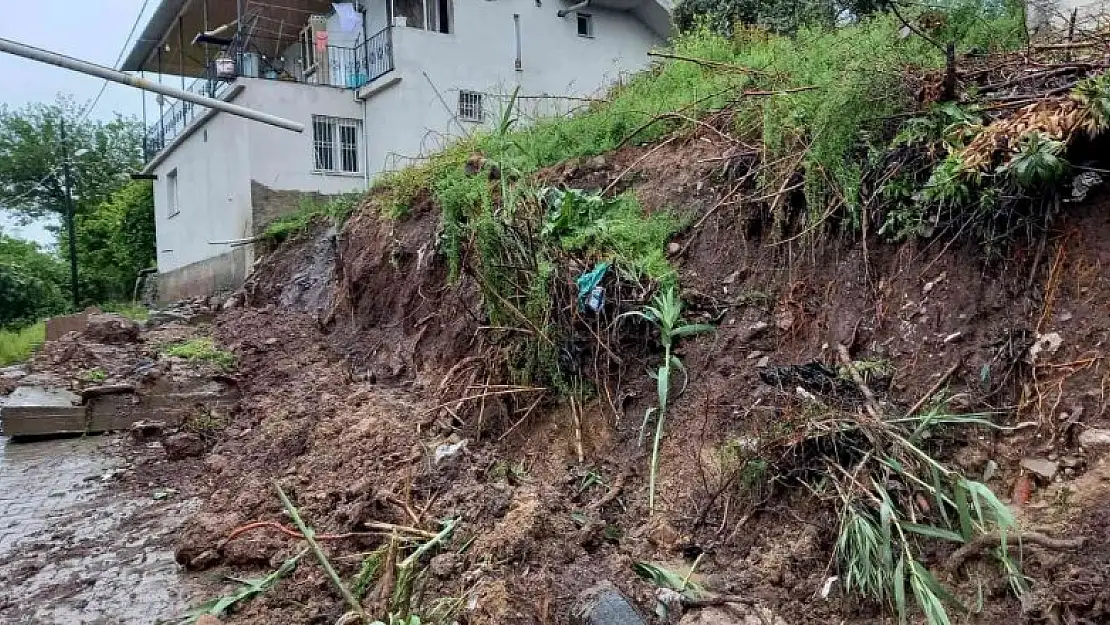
168,132 -> 1110,625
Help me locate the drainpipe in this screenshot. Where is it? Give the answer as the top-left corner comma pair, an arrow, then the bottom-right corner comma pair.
557,0 -> 591,18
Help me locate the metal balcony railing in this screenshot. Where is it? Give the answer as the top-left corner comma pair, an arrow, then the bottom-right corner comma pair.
143,28 -> 394,162
144,69 -> 232,160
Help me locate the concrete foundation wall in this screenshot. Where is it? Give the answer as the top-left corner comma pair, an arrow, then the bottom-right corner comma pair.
157,246 -> 250,302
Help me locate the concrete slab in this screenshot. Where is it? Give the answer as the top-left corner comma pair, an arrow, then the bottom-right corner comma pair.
1,387 -> 87,437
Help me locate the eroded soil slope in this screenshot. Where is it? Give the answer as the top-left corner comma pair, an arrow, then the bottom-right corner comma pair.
167,134 -> 1110,625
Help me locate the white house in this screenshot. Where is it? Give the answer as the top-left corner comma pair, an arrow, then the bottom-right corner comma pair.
122,0 -> 672,300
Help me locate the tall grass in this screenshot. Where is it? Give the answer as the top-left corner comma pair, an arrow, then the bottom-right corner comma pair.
0,322 -> 45,367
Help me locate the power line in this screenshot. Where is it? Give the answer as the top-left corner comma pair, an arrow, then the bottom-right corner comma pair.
80,0 -> 154,121
1,0 -> 152,208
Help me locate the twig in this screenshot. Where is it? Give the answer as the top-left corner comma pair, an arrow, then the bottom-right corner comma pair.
602,135 -> 679,196
945,531 -> 1085,573
905,361 -> 962,417
384,495 -> 424,527
570,395 -> 586,464
275,483 -> 366,619
399,519 -> 458,568
227,520 -> 436,542
836,343 -> 883,420
648,50 -> 770,75
587,468 -> 632,511
425,387 -> 547,415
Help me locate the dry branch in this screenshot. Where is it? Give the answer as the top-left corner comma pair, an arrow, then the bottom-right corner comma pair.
945,531 -> 1085,573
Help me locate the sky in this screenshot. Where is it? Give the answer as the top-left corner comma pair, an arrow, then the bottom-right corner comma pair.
0,0 -> 159,246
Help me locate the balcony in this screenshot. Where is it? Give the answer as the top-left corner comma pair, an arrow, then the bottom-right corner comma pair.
143,27 -> 394,162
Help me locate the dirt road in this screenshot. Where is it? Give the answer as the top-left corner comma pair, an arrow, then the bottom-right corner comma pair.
0,435 -> 208,624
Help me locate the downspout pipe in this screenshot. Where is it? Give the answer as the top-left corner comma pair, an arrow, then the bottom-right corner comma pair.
558,0 -> 591,18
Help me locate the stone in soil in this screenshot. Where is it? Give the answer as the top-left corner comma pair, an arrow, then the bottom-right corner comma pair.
1078,428 -> 1110,449
1021,457 -> 1059,480
163,432 -> 206,460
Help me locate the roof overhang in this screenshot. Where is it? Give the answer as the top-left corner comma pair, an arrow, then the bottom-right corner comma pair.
121,0 -> 336,76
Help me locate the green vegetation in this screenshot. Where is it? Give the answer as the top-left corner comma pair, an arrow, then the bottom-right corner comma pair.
0,321 -> 45,367
0,233 -> 67,327
160,337 -> 236,371
622,288 -> 714,512
262,192 -> 362,243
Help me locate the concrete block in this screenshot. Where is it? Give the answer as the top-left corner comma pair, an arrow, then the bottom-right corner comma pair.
1,387 -> 87,437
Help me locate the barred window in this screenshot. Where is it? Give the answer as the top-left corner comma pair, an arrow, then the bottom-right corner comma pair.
312,115 -> 361,173
458,91 -> 483,122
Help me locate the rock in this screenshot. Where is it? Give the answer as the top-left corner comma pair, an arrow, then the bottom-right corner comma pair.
196,616 -> 224,625
187,549 -> 221,570
0,365 -> 27,380
774,310 -> 795,332
434,439 -> 468,466
429,552 -> 461,578
585,155 -> 608,171
222,293 -> 244,310
1028,332 -> 1063,363
205,454 -> 230,473
264,337 -> 280,346
755,356 -> 770,368
645,518 -> 681,549
1078,428 -> 1110,449
164,432 -> 206,460
667,241 -> 682,255
1021,457 -> 1059,481
742,321 -> 770,342
146,311 -> 190,327
953,445 -> 988,472
129,420 -> 166,442
82,313 -> 141,344
574,581 -> 645,625
678,605 -> 787,625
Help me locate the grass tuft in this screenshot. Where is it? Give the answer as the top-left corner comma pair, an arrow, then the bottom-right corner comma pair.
0,322 -> 45,367
160,337 -> 236,371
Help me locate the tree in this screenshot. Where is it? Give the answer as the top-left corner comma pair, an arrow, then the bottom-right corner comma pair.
72,180 -> 156,303
673,0 -> 887,35
0,234 -> 67,326
0,96 -> 148,308
0,97 -> 144,222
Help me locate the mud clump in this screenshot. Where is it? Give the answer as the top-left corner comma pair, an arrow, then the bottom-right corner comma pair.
84,313 -> 141,344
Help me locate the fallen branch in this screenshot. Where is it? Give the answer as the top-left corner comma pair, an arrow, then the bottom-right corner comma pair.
275,483 -> 367,620
226,520 -> 436,543
836,343 -> 883,420
905,361 -> 962,417
587,468 -> 632,511
945,531 -> 1085,574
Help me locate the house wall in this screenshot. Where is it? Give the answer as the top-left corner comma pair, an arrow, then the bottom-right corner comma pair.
152,78 -> 365,300
359,0 -> 662,172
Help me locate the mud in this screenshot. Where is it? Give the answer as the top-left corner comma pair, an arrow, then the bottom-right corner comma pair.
0,436 -> 212,624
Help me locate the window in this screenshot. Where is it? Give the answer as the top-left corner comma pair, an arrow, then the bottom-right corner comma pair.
458,91 -> 483,122
577,12 -> 594,37
388,0 -> 452,33
166,169 -> 180,218
313,116 -> 362,173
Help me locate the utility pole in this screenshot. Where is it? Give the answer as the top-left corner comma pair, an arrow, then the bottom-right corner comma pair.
60,118 -> 79,311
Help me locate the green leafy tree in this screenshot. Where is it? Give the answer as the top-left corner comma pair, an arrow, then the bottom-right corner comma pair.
72,180 -> 156,303
0,97 -> 149,307
0,233 -> 67,326
673,0 -> 886,35
0,97 -> 143,221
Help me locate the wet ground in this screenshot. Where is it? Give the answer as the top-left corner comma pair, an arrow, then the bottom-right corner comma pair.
0,435 -> 207,624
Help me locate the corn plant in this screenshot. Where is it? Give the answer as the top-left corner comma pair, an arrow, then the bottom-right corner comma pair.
622,287 -> 713,513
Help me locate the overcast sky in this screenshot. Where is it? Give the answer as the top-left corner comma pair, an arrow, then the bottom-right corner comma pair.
0,0 -> 158,246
